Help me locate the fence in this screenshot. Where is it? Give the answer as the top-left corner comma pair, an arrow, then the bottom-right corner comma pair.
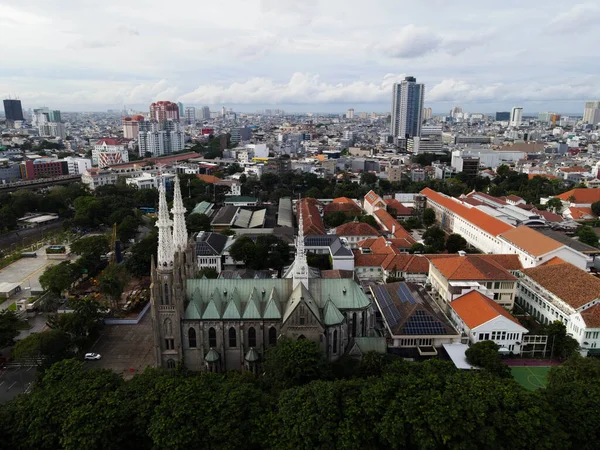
104,302 -> 150,325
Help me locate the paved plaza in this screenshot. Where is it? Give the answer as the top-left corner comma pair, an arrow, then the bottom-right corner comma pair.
85,312 -> 155,379
0,365 -> 37,403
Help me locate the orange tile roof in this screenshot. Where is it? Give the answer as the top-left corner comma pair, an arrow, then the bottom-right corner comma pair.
324,201 -> 362,216
528,173 -> 557,180
421,188 -> 514,237
450,290 -> 523,329
556,189 -> 600,204
542,256 -> 567,266
196,174 -> 221,184
298,198 -> 325,235
336,221 -> 380,236
353,252 -> 388,267
430,255 -> 516,281
568,207 -> 597,220
383,198 -> 413,216
499,225 -> 563,257
333,197 -> 359,205
523,262 -> 600,310
364,190 -> 385,206
558,166 -> 587,173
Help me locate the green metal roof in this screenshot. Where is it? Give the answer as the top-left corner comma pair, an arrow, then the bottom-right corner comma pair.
242,288 -> 262,319
263,288 -> 282,319
192,201 -> 213,215
283,283 -> 322,324
245,348 -> 260,362
352,337 -> 387,355
184,302 -> 202,320
205,349 -> 220,362
323,299 -> 344,325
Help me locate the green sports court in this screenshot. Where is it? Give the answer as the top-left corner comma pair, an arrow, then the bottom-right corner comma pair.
511,366 -> 551,391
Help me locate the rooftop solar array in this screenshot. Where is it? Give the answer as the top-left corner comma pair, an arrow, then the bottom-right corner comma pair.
402,310 -> 449,335
373,285 -> 402,328
397,283 -> 418,305
305,235 -> 335,246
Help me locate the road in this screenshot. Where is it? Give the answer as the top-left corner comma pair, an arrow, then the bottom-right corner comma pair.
0,220 -> 65,252
0,365 -> 37,403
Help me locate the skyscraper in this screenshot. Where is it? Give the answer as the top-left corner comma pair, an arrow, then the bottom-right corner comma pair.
3,99 -> 24,122
177,102 -> 184,118
150,101 -> 180,122
510,107 -> 523,127
390,76 -> 424,140
346,108 -> 354,119
200,106 -> 210,120
583,101 -> 600,125
184,107 -> 196,124
48,110 -> 61,122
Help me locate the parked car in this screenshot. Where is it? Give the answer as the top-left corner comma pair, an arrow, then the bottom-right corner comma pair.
84,353 -> 102,360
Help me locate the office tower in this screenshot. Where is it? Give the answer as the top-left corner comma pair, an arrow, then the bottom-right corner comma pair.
346,108 -> 354,119
510,107 -> 523,127
177,102 -> 184,118
48,110 -> 61,122
138,120 -> 184,157
496,111 -> 510,121
450,106 -> 462,119
583,101 -> 600,125
122,115 -> 145,139
221,106 -> 226,117
230,127 -> 251,144
423,107 -> 433,120
200,106 -> 210,120
184,107 -> 196,124
150,101 -> 180,122
3,99 -> 24,122
390,76 -> 424,139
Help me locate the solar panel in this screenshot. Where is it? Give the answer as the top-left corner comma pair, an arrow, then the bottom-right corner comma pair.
373,285 -> 402,328
397,283 -> 417,305
402,309 -> 448,335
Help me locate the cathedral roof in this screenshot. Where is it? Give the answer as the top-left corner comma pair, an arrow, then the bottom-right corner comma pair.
245,348 -> 260,362
205,349 -> 220,362
323,299 -> 344,325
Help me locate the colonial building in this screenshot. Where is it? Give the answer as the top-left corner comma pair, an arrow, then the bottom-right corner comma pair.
150,179 -> 377,371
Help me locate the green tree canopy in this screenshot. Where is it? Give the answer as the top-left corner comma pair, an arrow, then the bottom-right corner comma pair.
125,232 -> 158,277
592,201 -> 600,217
544,321 -> 579,359
465,340 -> 511,377
98,263 -> 129,308
186,213 -> 212,233
576,226 -> 599,247
422,207 -> 436,227
0,310 -> 26,348
12,330 -> 74,370
39,261 -> 81,295
360,172 -> 378,185
422,225 -> 446,253
545,197 -> 564,213
445,233 -> 468,253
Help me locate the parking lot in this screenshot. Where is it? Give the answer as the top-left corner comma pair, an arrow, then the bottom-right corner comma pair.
85,312 -> 155,379
0,365 -> 37,403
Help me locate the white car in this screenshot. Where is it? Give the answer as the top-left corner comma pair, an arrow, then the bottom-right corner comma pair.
84,353 -> 102,360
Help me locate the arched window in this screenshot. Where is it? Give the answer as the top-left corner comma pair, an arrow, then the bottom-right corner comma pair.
268,326 -> 277,346
163,283 -> 170,305
352,312 -> 357,337
361,310 -> 367,336
333,329 -> 338,354
208,327 -> 217,348
248,327 -> 256,347
229,327 -> 237,347
163,318 -> 172,336
166,359 -> 176,369
298,335 -> 306,340
188,328 -> 197,348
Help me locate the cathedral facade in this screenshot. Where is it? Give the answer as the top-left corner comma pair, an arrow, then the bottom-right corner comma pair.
150,177 -> 375,371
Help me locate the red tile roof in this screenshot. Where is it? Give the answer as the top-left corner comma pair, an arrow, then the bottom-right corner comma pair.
532,208 -> 563,223
421,188 -> 514,237
383,198 -> 413,216
430,255 -> 516,281
196,174 -> 221,184
528,173 -> 557,180
298,198 -> 325,235
558,166 -> 587,173
568,207 -> 597,220
353,252 -> 388,267
542,256 -> 567,266
336,221 -> 379,236
499,225 -> 563,257
364,190 -> 385,206
450,290 -> 523,329
96,138 -> 121,146
324,201 -> 362,216
556,189 -> 600,204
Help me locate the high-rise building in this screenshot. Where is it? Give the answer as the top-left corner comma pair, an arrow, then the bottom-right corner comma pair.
230,127 -> 251,144
390,76 -> 424,140
450,106 -> 462,119
184,107 -> 196,124
583,101 -> 600,125
39,122 -> 66,139
177,102 -> 184,118
3,99 -> 24,122
200,106 -> 210,120
510,107 -> 523,127
346,108 -> 354,119
92,138 -> 129,168
423,107 -> 433,120
496,112 -> 510,121
150,101 -> 180,122
221,106 -> 226,117
138,120 -> 185,157
48,110 -> 61,122
122,115 -> 145,139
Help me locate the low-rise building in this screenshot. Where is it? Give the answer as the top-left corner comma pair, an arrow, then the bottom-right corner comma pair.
81,168 -> 118,190
196,232 -> 229,274
335,221 -> 380,249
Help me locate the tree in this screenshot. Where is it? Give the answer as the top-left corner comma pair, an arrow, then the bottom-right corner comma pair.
592,201 -> 600,217
125,232 -> 158,277
98,263 -> 128,308
408,243 -> 425,254
73,196 -> 103,227
422,226 -> 446,253
0,310 -> 26,348
546,197 -> 564,213
305,187 -> 322,199
465,340 -> 511,377
186,213 -> 211,233
576,226 -> 599,247
264,338 -> 331,389
39,261 -> 81,295
445,233 -> 467,253
360,172 -> 378,185
358,214 -> 378,228
422,208 -> 436,227
260,172 -> 279,191
324,211 -> 348,228
71,235 -> 110,274
197,267 -> 218,279
545,321 -> 579,359
47,297 -> 106,346
12,329 -> 74,369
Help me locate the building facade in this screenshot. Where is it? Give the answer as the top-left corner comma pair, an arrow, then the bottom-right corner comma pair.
150,101 -> 180,122
391,76 -> 424,139
92,139 -> 128,168
3,99 -> 24,122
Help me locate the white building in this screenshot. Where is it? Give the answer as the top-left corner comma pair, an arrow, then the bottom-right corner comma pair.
517,261 -> 600,354
81,168 -> 118,190
451,148 -> 525,170
125,172 -> 175,190
184,107 -> 196,124
39,122 -> 66,139
346,108 -> 354,119
583,101 -> 600,125
246,143 -> 268,159
138,120 -> 185,157
92,139 -> 128,168
449,290 -> 528,354
62,157 -> 92,175
510,107 -> 523,127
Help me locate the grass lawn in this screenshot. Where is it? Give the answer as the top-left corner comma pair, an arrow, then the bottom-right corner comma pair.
511,366 -> 551,391
8,302 -> 17,311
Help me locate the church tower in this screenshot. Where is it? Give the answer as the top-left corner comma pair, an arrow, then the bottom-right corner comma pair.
171,175 -> 188,253
293,199 -> 310,290
150,177 -> 183,369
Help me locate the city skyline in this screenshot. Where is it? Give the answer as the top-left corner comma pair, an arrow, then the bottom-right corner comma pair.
2,1 -> 600,112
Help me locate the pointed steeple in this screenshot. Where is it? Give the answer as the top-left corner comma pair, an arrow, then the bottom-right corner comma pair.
156,176 -> 174,269
293,198 -> 310,289
171,175 -> 188,252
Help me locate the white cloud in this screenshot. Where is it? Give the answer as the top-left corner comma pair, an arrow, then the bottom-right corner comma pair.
547,3 -> 600,33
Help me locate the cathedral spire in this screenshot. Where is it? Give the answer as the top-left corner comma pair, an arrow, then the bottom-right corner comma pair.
156,176 -> 174,268
171,175 -> 188,252
293,198 -> 309,289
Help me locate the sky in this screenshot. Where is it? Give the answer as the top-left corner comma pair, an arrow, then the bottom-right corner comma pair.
1,0 -> 599,114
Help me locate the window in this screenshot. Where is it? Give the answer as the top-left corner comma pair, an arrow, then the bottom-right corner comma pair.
478,333 -> 484,340
229,327 -> 237,347
164,338 -> 175,350
494,282 -> 500,290
248,327 -> 256,347
269,326 -> 277,346
333,330 -> 338,354
167,359 -> 176,369
501,331 -> 506,340
493,293 -> 500,300
188,328 -> 197,348
208,327 -> 217,348
352,312 -> 357,337
163,283 -> 170,305
484,333 -> 489,340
